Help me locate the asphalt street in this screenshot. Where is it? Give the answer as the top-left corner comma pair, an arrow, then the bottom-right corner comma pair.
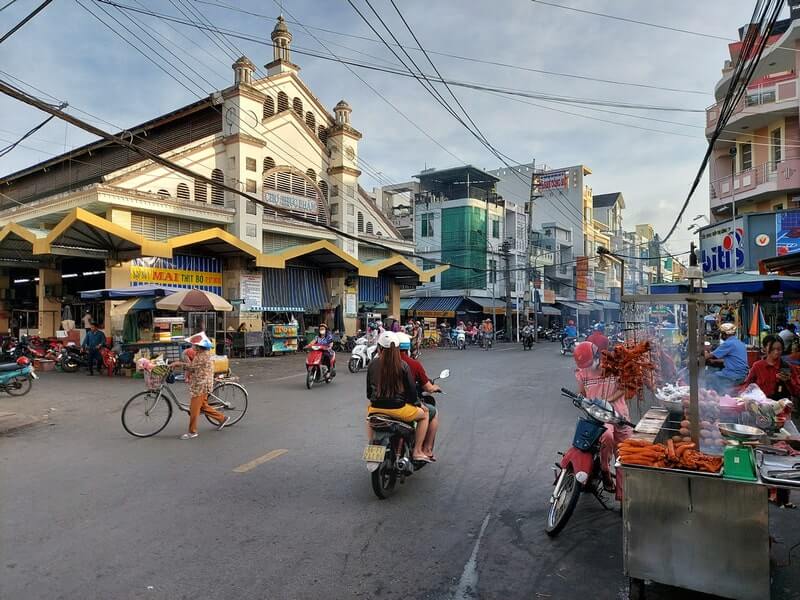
1,344 -> 799,600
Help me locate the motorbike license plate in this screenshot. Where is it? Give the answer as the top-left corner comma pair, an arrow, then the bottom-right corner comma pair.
362,445 -> 386,462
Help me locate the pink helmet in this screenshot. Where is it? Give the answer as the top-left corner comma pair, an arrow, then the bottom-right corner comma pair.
573,342 -> 598,369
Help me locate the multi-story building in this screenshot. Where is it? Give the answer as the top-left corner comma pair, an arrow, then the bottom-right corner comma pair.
0,16 -> 425,338
371,181 -> 418,242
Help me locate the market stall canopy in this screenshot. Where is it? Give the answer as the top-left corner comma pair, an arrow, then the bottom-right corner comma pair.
35,208 -> 170,259
538,306 -> 561,316
265,239 -> 363,272
155,289 -> 233,312
0,224 -> 47,265
168,228 -> 263,264
469,296 -> 517,315
114,296 -> 159,313
360,256 -> 444,286
651,272 -> 800,294
407,295 -> 474,318
556,301 -> 593,314
80,284 -> 180,300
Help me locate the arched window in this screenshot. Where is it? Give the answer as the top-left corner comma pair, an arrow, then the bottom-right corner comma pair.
291,173 -> 304,196
211,168 -> 225,206
293,97 -> 303,118
176,183 -> 190,201
317,126 -> 328,145
357,212 -> 364,233
277,91 -> 289,112
157,189 -> 170,197
318,180 -> 328,200
305,111 -> 315,130
194,178 -> 207,203
304,169 -> 317,198
366,222 -> 374,235
263,156 -> 275,171
263,96 -> 274,119
276,171 -> 291,193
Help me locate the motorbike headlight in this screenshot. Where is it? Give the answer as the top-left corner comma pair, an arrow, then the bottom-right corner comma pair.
585,402 -> 615,423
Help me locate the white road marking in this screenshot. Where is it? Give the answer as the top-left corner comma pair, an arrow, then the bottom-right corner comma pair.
453,513 -> 491,600
267,372 -> 305,382
233,449 -> 288,473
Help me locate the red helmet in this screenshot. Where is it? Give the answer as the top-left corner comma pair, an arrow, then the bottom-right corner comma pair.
573,342 -> 597,369
16,356 -> 30,366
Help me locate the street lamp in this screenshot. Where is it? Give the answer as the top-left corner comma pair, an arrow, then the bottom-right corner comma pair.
474,229 -> 497,337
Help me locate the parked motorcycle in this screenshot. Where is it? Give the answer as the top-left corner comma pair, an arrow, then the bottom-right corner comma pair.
522,327 -> 535,350
348,335 -> 377,373
559,333 -> 576,356
363,369 -> 449,499
305,344 -> 335,389
455,328 -> 466,350
545,387 -> 633,537
0,356 -> 38,396
58,342 -> 88,373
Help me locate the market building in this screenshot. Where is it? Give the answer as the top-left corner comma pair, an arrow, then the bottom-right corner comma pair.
0,16 -> 432,341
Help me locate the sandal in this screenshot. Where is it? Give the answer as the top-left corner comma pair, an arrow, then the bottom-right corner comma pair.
413,455 -> 432,463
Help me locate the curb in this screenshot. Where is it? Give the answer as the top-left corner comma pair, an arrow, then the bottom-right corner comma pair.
0,414 -> 48,435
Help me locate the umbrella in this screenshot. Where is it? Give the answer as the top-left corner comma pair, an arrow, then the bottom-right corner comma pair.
749,303 -> 760,338
115,297 -> 158,314
155,289 -> 233,312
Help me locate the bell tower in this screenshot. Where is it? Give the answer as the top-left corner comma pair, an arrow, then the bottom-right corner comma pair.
266,15 -> 299,76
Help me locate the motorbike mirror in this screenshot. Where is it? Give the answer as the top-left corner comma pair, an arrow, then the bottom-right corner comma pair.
439,369 -> 450,380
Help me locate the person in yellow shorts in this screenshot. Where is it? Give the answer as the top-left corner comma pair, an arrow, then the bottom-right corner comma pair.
366,331 -> 431,462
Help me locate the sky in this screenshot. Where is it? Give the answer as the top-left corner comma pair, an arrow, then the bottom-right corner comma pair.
0,0 -> 783,254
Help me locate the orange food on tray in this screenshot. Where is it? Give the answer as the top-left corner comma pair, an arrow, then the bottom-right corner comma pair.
617,439 -> 722,473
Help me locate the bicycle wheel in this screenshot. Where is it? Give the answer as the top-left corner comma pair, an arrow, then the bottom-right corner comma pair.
205,381 -> 248,426
5,375 -> 32,396
121,390 -> 173,438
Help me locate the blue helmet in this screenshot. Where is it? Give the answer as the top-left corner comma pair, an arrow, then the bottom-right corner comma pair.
594,322 -> 605,332
395,332 -> 412,352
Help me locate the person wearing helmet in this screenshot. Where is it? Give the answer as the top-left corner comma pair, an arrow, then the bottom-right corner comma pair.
704,322 -> 748,393
573,341 -> 630,498
564,320 -> 577,339
396,332 -> 441,460
311,323 -> 335,377
171,332 -> 229,439
586,322 -> 609,352
366,331 -> 431,462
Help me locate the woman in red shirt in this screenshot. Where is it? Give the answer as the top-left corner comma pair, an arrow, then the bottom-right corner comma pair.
742,335 -> 800,399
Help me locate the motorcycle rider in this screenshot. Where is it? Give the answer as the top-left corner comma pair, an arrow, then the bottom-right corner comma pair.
522,320 -> 535,342
562,319 -> 578,351
366,331 -> 431,463
396,332 -> 441,460
573,341 -> 630,500
311,323 -> 335,377
586,322 -> 609,352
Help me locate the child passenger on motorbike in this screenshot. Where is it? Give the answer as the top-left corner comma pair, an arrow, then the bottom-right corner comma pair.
573,341 -> 631,501
366,331 -> 431,463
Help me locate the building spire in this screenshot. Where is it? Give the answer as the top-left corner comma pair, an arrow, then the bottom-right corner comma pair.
271,14 -> 292,63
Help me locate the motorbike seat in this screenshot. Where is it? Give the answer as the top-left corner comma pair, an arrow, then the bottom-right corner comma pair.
366,414 -> 415,431
0,363 -> 23,372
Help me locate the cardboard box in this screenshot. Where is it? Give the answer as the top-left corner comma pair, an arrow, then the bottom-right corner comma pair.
34,359 -> 55,372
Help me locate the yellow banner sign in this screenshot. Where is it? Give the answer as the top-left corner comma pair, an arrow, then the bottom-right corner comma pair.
130,265 -> 223,287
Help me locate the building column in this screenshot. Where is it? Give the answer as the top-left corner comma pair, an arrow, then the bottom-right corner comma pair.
388,280 -> 401,322
38,268 -> 62,337
0,269 -> 9,334
104,261 -> 131,335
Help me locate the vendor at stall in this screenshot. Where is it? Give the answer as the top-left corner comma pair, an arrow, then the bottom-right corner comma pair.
742,334 -> 800,400
704,323 -> 749,393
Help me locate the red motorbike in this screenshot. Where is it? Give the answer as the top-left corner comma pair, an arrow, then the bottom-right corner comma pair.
305,344 -> 335,389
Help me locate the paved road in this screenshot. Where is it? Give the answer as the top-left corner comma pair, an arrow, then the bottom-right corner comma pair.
1,345 -> 799,600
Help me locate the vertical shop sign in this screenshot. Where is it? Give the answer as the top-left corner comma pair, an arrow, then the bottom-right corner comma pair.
575,257 -> 589,302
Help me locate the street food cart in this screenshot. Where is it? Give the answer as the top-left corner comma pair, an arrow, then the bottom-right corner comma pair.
617,292 -> 800,600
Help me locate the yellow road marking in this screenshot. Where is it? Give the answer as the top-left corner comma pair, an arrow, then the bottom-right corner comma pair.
233,449 -> 289,473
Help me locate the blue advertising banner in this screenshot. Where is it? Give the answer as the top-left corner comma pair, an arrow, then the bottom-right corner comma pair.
776,211 -> 800,256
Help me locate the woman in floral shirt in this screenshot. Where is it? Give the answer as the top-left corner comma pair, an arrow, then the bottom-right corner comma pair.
172,332 -> 228,440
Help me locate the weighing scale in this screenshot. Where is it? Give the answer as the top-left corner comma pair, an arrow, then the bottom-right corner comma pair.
718,423 -> 766,482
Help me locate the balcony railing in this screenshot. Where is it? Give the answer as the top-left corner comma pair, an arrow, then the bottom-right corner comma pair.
706,76 -> 797,129
709,158 -> 800,207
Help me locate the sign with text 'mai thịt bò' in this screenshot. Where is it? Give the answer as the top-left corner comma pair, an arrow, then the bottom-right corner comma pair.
130,255 -> 222,295
265,191 -> 317,214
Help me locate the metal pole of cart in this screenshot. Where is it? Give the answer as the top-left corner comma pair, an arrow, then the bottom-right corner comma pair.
686,298 -> 701,446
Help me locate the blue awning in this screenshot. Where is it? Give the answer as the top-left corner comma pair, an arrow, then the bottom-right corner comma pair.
358,275 -> 390,303
651,273 -> 800,295
400,298 -> 417,310
80,285 -> 180,300
410,296 -> 465,312
262,267 -> 327,311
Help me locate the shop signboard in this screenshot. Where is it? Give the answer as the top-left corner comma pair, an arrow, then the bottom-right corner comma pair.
539,171 -> 569,191
776,210 -> 800,255
130,254 -> 222,294
239,273 -> 262,312
264,191 -> 317,214
699,219 -> 744,275
543,289 -> 556,304
345,293 -> 357,317
575,257 -> 589,302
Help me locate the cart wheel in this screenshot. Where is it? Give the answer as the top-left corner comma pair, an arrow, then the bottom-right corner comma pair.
629,578 -> 645,600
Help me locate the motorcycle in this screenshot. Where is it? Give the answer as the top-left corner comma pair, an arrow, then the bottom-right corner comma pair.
58,342 -> 89,373
455,328 -> 466,350
559,333 -> 576,356
363,369 -> 450,499
480,330 -> 494,350
348,335 -> 377,373
522,328 -> 535,350
305,344 -> 335,389
0,356 -> 38,396
545,388 -> 633,537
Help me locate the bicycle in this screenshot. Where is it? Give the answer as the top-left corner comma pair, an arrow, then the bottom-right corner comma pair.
121,367 -> 248,438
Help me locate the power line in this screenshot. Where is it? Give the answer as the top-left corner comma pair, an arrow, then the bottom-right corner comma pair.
0,113 -> 62,158
0,0 -> 54,44
530,0 -> 732,41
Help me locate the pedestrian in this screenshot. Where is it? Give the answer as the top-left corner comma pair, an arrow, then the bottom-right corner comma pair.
82,322 -> 106,376
171,332 -> 229,440
82,310 -> 93,332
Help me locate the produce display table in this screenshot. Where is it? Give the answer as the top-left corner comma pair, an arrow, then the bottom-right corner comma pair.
122,341 -> 183,362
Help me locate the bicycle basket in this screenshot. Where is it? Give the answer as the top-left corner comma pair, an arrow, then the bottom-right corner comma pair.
144,370 -> 165,390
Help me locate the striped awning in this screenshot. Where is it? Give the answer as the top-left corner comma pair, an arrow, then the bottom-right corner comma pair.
263,267 -> 327,311
409,296 -> 465,312
358,275 -> 390,303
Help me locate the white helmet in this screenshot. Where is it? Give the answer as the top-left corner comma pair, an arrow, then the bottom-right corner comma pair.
377,330 -> 398,349
719,322 -> 737,335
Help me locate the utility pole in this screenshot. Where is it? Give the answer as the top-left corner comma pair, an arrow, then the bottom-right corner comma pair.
654,233 -> 663,284
502,239 -> 512,340
528,159 -> 541,340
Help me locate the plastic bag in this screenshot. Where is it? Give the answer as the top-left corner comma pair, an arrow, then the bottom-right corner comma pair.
739,383 -> 768,404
